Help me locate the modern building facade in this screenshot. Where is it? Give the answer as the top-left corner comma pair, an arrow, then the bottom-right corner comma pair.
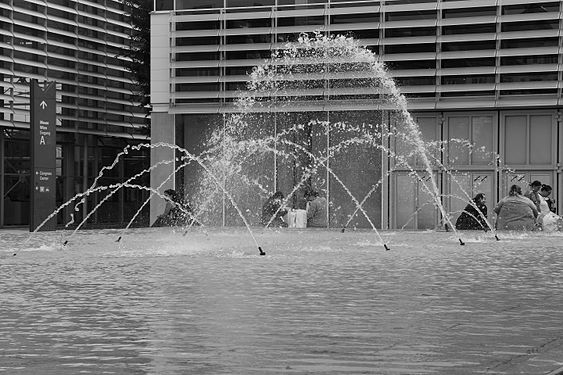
151,0 -> 563,229
1,0 -> 150,228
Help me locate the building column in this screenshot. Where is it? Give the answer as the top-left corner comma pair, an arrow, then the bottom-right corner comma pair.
150,113 -> 175,224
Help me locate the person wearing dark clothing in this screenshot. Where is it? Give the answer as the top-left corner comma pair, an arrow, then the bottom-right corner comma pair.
305,190 -> 328,228
455,193 -> 488,230
261,191 -> 288,227
524,180 -> 542,212
152,189 -> 199,227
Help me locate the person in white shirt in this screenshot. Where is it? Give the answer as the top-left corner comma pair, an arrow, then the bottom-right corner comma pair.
537,184 -> 562,232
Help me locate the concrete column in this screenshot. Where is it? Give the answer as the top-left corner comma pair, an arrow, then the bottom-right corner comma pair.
150,12 -> 174,225
150,113 -> 175,225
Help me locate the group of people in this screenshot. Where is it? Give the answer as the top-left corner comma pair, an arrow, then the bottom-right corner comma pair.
261,189 -> 327,228
455,180 -> 561,232
153,188 -> 328,229
157,181 -> 559,232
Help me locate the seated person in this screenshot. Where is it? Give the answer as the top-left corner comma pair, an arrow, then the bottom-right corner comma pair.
305,190 -> 327,228
455,193 -> 488,230
494,185 -> 538,231
261,191 -> 288,227
537,184 -> 562,232
153,189 -> 198,227
524,180 -> 542,212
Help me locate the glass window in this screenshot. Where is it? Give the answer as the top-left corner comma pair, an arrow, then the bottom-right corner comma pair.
441,75 -> 495,85
225,50 -> 270,59
176,0 -> 223,10
386,27 -> 435,38
502,2 -> 560,15
448,116 -> 470,165
504,115 -> 527,164
385,43 -> 435,54
441,57 -> 495,68
227,0 -> 274,7
502,20 -> 558,32
387,60 -> 435,70
443,7 -> 496,18
227,34 -> 271,44
278,15 -> 324,26
330,12 -> 379,24
156,0 -> 174,11
529,115 -> 552,164
442,23 -> 495,35
345,29 -> 379,39
176,20 -> 220,30
176,82 -> 220,92
471,116 -> 494,164
500,55 -> 558,65
175,51 -> 220,61
442,40 -> 495,52
500,72 -> 558,83
227,18 -> 271,28
501,38 -> 558,49
395,77 -> 436,86
386,10 -> 436,22
176,67 -> 220,76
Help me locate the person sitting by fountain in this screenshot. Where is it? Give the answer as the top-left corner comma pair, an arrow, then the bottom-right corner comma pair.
152,189 -> 198,227
524,180 -> 542,212
494,184 -> 538,231
305,189 -> 327,228
537,184 -> 562,232
455,193 -> 488,230
261,191 -> 288,227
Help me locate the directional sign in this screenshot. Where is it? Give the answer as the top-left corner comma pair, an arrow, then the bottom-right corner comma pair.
30,80 -> 57,231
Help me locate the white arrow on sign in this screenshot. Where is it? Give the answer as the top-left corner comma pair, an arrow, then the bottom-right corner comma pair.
40,100 -> 47,109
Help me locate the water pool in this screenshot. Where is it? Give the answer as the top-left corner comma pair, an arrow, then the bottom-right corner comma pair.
1,228 -> 562,374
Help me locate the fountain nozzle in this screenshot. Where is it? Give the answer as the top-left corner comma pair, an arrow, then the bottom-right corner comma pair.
115,236 -> 122,243
495,234 -> 500,241
341,227 -> 346,233
384,244 -> 390,251
63,240 -> 69,246
258,246 -> 266,256
458,238 -> 465,246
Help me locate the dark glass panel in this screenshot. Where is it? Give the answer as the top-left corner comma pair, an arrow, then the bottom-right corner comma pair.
176,20 -> 220,30
385,43 -> 435,53
443,7 -> 496,18
442,40 -> 496,52
442,23 -> 495,35
501,37 -> 558,49
441,75 -> 495,84
386,10 -> 436,21
500,72 -> 558,83
441,57 -> 495,68
501,20 -> 558,32
330,12 -> 379,24
502,2 -> 559,15
385,27 -> 435,38
500,55 -> 558,65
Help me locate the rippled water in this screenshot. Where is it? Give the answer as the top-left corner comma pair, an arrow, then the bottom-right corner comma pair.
1,228 -> 562,374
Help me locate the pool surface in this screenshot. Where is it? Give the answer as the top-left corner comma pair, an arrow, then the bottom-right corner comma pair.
1,228 -> 562,374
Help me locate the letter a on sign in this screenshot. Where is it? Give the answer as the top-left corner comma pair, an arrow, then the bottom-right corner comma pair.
40,135 -> 46,145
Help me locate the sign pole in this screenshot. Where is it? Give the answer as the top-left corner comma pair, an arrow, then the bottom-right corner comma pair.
30,80 -> 57,231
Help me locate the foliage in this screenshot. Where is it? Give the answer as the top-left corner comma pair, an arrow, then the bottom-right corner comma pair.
123,0 -> 152,133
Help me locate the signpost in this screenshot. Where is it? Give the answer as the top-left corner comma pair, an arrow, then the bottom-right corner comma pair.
30,80 -> 57,231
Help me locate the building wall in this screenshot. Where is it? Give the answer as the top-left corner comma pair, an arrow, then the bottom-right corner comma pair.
151,0 -> 563,228
0,0 -> 150,228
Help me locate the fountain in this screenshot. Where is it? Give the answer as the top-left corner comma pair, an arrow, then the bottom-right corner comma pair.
23,32 -> 501,251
